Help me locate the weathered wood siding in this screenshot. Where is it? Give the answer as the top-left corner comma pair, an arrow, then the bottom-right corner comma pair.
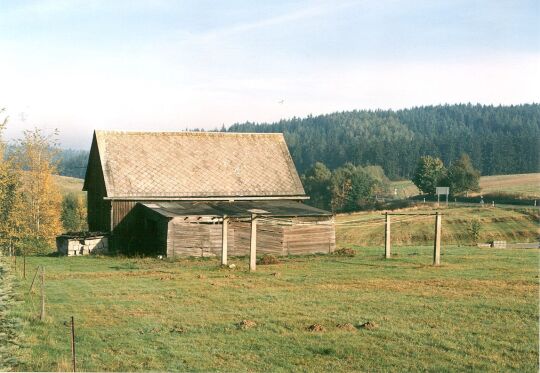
167,217 -> 224,257
283,217 -> 335,255
86,140 -> 110,232
229,220 -> 284,256
164,216 -> 335,257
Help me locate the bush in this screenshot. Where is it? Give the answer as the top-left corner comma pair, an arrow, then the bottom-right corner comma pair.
14,237 -> 55,256
468,220 -> 481,243
258,254 -> 280,265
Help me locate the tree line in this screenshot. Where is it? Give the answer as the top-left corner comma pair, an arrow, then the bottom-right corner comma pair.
302,153 -> 481,212
228,103 -> 540,179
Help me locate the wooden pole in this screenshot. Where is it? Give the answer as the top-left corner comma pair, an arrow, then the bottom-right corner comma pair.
384,212 -> 391,259
29,266 -> 40,294
433,212 -> 442,266
40,267 -> 45,321
70,316 -> 76,372
249,214 -> 257,272
221,216 -> 228,266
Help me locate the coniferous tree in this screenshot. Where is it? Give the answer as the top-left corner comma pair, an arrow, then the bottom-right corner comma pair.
0,109 -> 24,254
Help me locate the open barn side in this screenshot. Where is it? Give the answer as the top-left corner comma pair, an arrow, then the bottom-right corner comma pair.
135,201 -> 336,258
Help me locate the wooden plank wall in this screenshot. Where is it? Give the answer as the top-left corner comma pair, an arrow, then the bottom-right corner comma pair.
229,221 -> 284,256
166,216 -> 335,257
283,217 -> 336,255
168,218 -> 224,257
112,200 -> 138,230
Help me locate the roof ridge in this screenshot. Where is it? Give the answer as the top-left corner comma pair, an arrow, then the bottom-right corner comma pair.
94,130 -> 283,136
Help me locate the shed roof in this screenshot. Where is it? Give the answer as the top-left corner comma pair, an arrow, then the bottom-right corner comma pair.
140,200 -> 332,218
85,131 -> 305,198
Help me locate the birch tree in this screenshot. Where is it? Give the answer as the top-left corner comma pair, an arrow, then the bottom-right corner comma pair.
14,128 -> 62,246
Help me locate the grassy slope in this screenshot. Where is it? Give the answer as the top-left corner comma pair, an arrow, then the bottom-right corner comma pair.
336,205 -> 539,247
390,172 -> 540,199
6,247 -> 539,372
53,175 -> 85,197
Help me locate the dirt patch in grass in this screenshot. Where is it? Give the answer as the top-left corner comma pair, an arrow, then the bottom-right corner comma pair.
258,255 -> 280,265
238,320 -> 257,329
336,323 -> 357,332
169,325 -> 185,334
359,321 -> 379,330
307,324 -> 325,332
333,248 -> 356,257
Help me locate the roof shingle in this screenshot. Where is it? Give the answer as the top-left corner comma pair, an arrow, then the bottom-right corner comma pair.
93,131 -> 306,198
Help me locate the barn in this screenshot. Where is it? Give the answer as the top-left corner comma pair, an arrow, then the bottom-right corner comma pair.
83,130 -> 335,258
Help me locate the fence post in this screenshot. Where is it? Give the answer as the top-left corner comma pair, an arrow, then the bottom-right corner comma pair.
384,212 -> 391,259
221,216 -> 228,266
71,316 -> 76,372
249,214 -> 257,272
433,212 -> 442,266
40,267 -> 45,321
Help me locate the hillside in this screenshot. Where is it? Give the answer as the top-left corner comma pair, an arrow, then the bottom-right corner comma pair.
336,205 -> 539,247
228,104 -> 540,178
53,175 -> 84,196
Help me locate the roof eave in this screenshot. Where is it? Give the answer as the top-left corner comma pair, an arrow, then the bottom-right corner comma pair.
104,195 -> 309,201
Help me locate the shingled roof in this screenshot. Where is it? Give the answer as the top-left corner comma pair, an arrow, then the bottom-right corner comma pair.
83,130 -> 306,199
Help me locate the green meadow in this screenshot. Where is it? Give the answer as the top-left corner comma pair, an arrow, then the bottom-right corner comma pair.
3,245 -> 538,372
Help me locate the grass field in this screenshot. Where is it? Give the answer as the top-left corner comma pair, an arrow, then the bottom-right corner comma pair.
390,172 -> 539,199
4,245 -> 539,372
478,173 -> 540,198
52,175 -> 85,197
336,205 -> 539,247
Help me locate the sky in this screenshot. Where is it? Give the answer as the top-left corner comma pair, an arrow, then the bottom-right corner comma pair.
0,0 -> 539,149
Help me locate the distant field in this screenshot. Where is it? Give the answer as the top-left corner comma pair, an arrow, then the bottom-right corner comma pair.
391,172 -> 540,199
53,175 -> 84,197
5,246 -> 539,372
477,173 -> 540,198
336,205 -> 539,247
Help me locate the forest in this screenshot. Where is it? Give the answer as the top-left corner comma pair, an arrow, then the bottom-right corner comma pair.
228,103 -> 540,179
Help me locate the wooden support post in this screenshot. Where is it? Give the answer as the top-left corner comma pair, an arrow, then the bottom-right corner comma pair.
433,212 -> 442,266
221,216 -> 228,266
249,214 -> 257,272
384,212 -> 391,259
40,267 -> 45,321
29,266 -> 40,294
70,316 -> 76,372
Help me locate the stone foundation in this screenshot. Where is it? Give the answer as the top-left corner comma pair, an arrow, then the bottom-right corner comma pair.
56,234 -> 109,256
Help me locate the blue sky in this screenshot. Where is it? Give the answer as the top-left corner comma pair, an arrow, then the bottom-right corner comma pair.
0,0 -> 538,148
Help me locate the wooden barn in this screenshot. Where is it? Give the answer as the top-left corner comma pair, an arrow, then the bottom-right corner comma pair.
83,131 -> 335,258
